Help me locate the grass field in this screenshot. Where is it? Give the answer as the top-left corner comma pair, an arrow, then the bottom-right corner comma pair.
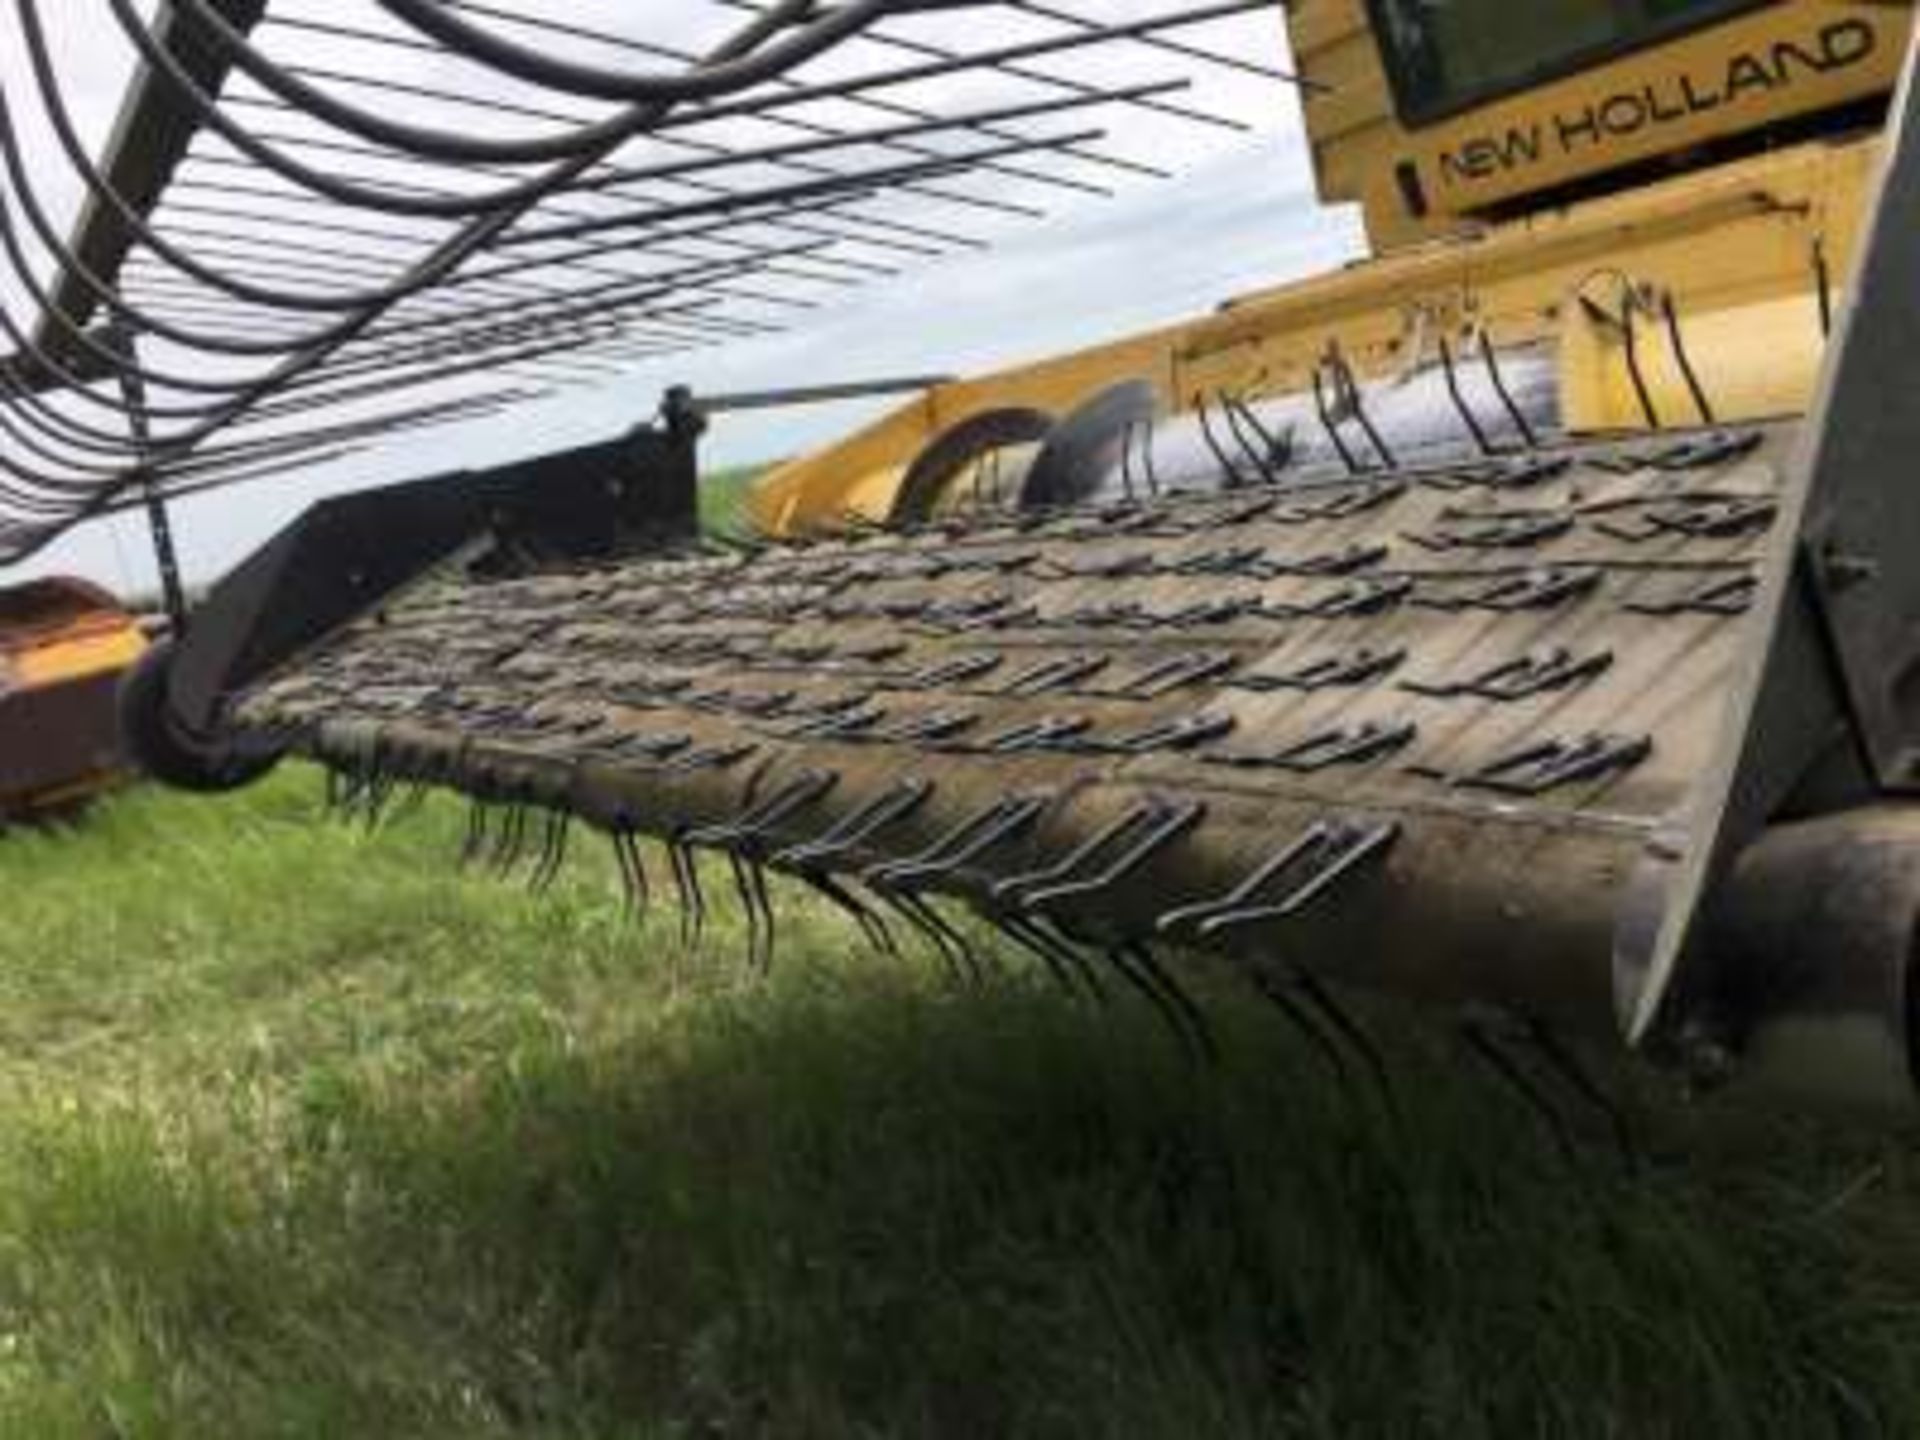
1,770 -> 1918,1438
698,464 -> 770,539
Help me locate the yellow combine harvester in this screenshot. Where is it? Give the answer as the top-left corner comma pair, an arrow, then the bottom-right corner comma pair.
756,1 -> 1909,529
97,1 -> 1920,1126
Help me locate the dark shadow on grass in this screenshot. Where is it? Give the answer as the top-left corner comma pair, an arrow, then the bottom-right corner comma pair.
238,968 -> 1920,1440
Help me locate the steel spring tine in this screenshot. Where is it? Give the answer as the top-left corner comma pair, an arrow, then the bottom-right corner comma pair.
530,809 -> 571,894
385,778 -> 432,828
460,799 -> 491,868
1659,291 -> 1717,426
525,808 -> 557,891
995,908 -> 1107,1002
335,762 -> 369,821
1157,823 -> 1334,936
1476,327 -> 1540,449
1608,288 -> 1662,431
491,800 -> 531,877
993,803 -> 1159,906
1403,654 -> 1533,699
623,830 -> 653,917
866,795 -> 1047,893
1310,363 -> 1364,476
1224,388 -> 1293,473
1022,801 -> 1206,912
1438,334 -> 1498,458
1460,1018 -> 1580,1167
1198,391 -> 1259,495
1332,349 -> 1397,470
524,807 -> 556,891
982,906 -> 1084,997
1292,967 -> 1398,1120
748,857 -> 779,970
1526,1020 -> 1639,1170
668,831 -> 706,950
774,777 -> 934,872
480,798 -> 511,871
1193,822 -> 1398,938
867,887 -> 957,978
355,762 -> 388,830
368,758 -> 403,831
725,849 -> 768,971
1112,940 -> 1218,1062
880,888 -> 977,985
610,826 -> 649,918
1251,970 -> 1355,1088
1215,388 -> 1279,484
794,869 -> 899,958
684,768 -> 837,853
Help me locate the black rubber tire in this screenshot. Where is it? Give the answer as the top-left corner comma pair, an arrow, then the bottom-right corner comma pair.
116,638 -> 281,793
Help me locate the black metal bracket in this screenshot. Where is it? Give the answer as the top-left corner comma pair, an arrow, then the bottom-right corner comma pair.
153,394 -> 702,748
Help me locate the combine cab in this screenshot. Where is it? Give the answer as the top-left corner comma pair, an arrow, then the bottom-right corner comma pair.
0,579 -> 147,822
17,2 -> 1920,1121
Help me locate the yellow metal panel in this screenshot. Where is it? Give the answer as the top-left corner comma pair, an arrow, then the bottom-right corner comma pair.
14,628 -> 146,689
750,130 -> 1876,533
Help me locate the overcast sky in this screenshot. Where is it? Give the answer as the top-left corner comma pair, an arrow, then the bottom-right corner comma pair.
0,3 -> 1363,596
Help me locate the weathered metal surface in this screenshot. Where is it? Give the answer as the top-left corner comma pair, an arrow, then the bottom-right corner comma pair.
0,578 -> 147,818
1617,37 -> 1920,1048
229,425 -> 1800,1045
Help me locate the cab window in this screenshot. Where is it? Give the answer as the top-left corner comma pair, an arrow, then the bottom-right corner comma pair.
1369,0 -> 1772,125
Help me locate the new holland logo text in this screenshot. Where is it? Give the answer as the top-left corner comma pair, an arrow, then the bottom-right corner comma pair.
1437,18 -> 1878,188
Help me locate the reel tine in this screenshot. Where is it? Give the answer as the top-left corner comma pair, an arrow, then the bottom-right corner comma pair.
1292,968 -> 1398,1120
529,809 -> 571,894
1111,940 -> 1218,1062
793,869 -> 900,958
460,798 -> 490,868
1250,969 -> 1357,1090
725,848 -> 768,970
494,801 -> 533,878
996,909 -> 1108,1003
667,831 -> 707,950
983,906 -> 1091,999
1460,1017 -> 1581,1167
610,825 -> 651,918
384,778 -> 431,829
874,888 -> 974,984
748,858 -> 781,969
771,779 -> 936,867
1158,820 -> 1398,940
1527,1020 -> 1640,1171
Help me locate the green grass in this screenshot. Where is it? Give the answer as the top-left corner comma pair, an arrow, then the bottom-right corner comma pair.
698,464 -> 773,538
1,772 -> 1919,1437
